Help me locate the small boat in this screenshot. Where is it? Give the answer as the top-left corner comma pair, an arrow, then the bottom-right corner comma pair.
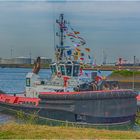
0,14 -> 138,129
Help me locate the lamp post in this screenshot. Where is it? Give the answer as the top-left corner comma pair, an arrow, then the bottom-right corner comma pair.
132,56 -> 136,90
11,48 -> 13,59
132,70 -> 134,90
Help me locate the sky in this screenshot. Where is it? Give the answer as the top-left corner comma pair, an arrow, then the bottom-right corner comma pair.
0,1 -> 140,64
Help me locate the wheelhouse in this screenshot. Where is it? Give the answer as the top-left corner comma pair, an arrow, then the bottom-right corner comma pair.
50,61 -> 80,77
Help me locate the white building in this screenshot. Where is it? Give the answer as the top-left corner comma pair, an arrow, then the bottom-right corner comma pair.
40,57 -> 52,64
12,57 -> 31,64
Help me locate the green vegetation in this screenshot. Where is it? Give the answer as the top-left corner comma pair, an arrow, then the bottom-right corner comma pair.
0,110 -> 139,139
136,111 -> 140,126
0,122 -> 140,139
1,109 -> 139,139
111,70 -> 140,77
16,110 -> 39,124
15,110 -> 135,130
0,110 -> 137,139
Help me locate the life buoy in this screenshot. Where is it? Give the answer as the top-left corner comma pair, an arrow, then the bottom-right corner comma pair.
57,71 -> 62,78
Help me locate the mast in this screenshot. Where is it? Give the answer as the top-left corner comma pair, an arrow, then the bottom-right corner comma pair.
56,14 -> 67,62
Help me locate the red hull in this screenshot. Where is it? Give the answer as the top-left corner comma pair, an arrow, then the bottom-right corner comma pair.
0,94 -> 40,106
0,90 -> 139,106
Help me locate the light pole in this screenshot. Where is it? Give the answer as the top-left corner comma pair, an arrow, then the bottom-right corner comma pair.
11,48 -> 13,59
132,70 -> 134,90
132,56 -> 136,90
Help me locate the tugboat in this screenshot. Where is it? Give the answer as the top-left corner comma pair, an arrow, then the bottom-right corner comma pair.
0,14 -> 138,129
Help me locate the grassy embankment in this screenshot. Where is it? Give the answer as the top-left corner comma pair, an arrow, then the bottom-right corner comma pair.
107,70 -> 140,82
0,122 -> 140,139
0,110 -> 139,139
112,70 -> 140,76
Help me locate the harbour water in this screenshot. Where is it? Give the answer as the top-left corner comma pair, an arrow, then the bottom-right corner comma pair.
0,67 -> 51,94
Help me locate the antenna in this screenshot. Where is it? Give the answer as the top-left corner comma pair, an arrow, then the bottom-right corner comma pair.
29,51 -> 32,64
11,48 -> 13,59
56,14 -> 67,62
102,49 -> 107,65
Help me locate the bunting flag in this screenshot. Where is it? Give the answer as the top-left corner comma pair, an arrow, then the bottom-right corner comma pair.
74,31 -> 80,34
74,55 -> 78,61
75,52 -> 78,55
75,47 -> 81,52
73,51 -> 80,59
97,70 -> 101,74
76,44 -> 81,47
77,51 -> 81,57
80,57 -> 84,61
59,23 -> 67,30
85,48 -> 90,52
56,17 -> 94,65
97,70 -> 102,79
79,67 -> 83,76
88,55 -> 91,59
95,75 -> 102,83
74,44 -> 80,47
85,72 -> 89,77
67,33 -> 77,38
80,41 -> 86,45
64,28 -> 67,31
67,50 -> 72,56
102,76 -> 106,80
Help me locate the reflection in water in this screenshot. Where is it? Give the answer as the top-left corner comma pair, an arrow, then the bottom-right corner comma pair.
0,112 -> 16,124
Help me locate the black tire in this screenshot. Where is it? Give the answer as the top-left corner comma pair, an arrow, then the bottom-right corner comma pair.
92,83 -> 98,91
101,82 -> 110,90
110,82 -> 120,90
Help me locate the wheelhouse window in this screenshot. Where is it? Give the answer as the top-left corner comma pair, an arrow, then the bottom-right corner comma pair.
66,65 -> 72,76
73,65 -> 80,77
26,78 -> 30,87
50,64 -> 57,74
60,65 -> 65,75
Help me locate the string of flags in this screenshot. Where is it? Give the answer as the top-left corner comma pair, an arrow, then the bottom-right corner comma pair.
79,68 -> 106,82
56,20 -> 93,65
